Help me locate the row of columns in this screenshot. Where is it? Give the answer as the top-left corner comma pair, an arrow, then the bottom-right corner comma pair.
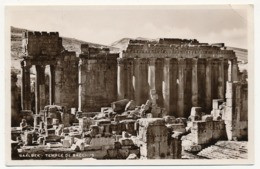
20,56 -> 239,116
21,60 -> 56,114
117,57 -> 238,118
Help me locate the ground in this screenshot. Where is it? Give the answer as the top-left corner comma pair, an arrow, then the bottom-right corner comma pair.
182,141 -> 248,159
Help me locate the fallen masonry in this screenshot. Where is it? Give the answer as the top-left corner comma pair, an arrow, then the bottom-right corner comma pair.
12,93 -> 185,159
11,31 -> 248,160
12,79 -> 248,159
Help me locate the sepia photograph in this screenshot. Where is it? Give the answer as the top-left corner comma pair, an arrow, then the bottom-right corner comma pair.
5,4 -> 254,166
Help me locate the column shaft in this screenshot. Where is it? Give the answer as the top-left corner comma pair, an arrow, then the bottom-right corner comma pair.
125,59 -> 134,100
211,59 -> 219,99
191,58 -> 199,107
21,61 -> 31,110
155,58 -> 164,108
218,58 -> 225,99
133,58 -> 141,105
170,59 -> 178,116
35,65 -> 46,113
117,58 -> 126,100
163,58 -> 171,115
231,59 -> 239,81
205,59 -> 212,112
197,59 -> 206,109
177,58 -> 186,117
78,59 -> 82,112
148,58 -> 156,93
49,65 -> 55,105
140,58 -> 149,104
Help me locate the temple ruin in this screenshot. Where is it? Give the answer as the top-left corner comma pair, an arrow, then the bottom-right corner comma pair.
11,30 -> 248,160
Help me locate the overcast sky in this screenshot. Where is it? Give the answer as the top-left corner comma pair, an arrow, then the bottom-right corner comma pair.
6,5 -> 251,48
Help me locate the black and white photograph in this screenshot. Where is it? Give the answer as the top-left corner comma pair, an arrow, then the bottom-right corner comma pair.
4,4 -> 254,166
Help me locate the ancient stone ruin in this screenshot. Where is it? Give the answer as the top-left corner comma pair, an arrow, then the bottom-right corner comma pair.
11,31 -> 248,160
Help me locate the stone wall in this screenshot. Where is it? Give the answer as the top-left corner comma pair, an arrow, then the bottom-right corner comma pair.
137,118 -> 181,159
79,45 -> 119,112
223,81 -> 248,140
22,31 -> 62,58
54,51 -> 79,112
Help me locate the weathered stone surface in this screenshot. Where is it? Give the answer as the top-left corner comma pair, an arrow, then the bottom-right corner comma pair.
125,100 -> 136,111
111,99 -> 130,113
138,118 -> 165,127
163,115 -> 176,124
167,123 -> 186,133
190,107 -> 203,117
79,117 -> 94,132
212,99 -> 224,110
126,153 -> 138,160
80,47 -> 119,112
24,131 -> 33,145
202,115 -> 213,122
71,144 -> 80,152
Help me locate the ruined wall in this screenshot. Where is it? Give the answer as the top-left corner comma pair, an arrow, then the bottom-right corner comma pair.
54,51 -> 79,112
190,120 -> 227,145
11,71 -> 21,126
79,45 -> 118,112
119,39 -> 237,118
138,118 -> 181,159
22,31 -> 62,58
21,31 -> 74,114
223,81 -> 248,140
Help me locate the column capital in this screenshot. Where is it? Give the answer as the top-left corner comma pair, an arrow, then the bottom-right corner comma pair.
140,58 -> 149,64
20,60 -> 32,69
205,58 -> 212,63
149,58 -> 157,65
163,58 -> 172,67
117,58 -> 126,65
191,58 -> 199,65
178,58 -> 186,65
133,57 -> 141,65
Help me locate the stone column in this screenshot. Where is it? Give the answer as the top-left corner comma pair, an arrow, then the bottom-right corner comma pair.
163,58 -> 171,114
197,59 -> 206,109
231,58 -> 239,81
78,59 -> 82,112
184,59 -> 192,117
218,58 -> 225,99
140,58 -> 149,104
177,58 -> 186,117
155,58 -> 164,108
224,81 -> 241,140
49,65 -> 55,105
126,58 -> 134,100
148,58 -> 156,93
21,60 -> 31,110
133,58 -> 141,105
191,58 -> 199,107
170,58 -> 178,116
224,59 -> 229,94
211,59 -> 219,100
35,65 -> 46,113
117,58 -> 126,100
205,58 -> 212,113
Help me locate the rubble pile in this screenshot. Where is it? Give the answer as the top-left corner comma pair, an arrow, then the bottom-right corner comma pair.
12,96 -> 183,160
11,80 -> 248,160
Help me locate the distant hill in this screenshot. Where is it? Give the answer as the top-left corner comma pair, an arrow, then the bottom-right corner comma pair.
110,37 -> 157,51
10,26 -> 120,71
226,46 -> 248,63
